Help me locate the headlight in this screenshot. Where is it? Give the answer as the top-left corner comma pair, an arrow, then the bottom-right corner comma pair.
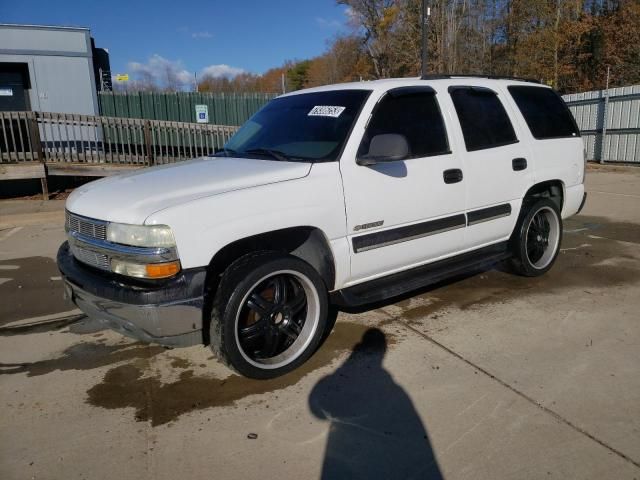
107,223 -> 176,248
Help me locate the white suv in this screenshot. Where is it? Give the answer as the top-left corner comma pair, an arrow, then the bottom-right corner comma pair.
58,75 -> 586,378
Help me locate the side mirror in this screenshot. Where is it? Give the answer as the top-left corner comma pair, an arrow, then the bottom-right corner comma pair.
357,134 -> 410,166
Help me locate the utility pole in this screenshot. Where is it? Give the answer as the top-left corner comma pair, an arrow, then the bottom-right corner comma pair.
421,0 -> 431,78
281,73 -> 286,94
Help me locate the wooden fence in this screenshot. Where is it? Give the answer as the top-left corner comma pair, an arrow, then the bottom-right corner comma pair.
0,111 -> 239,198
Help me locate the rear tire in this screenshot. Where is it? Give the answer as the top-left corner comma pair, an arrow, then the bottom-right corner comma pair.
509,199 -> 562,277
210,251 -> 329,379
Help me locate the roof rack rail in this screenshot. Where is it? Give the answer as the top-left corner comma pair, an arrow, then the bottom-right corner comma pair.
420,74 -> 541,84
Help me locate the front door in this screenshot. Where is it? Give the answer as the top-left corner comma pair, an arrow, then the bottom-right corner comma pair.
340,87 -> 466,285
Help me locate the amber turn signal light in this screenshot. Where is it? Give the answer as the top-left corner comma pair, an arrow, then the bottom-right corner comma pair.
145,261 -> 181,279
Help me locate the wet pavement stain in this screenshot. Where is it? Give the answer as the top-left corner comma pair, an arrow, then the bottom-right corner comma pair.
572,215 -> 640,245
82,215 -> 640,427
0,256 -> 71,325
7,213 -> 639,427
169,357 -> 191,369
86,322 -> 391,426
0,342 -> 164,377
392,215 -> 640,323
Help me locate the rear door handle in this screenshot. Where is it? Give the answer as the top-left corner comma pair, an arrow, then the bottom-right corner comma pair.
443,169 -> 463,184
512,158 -> 527,171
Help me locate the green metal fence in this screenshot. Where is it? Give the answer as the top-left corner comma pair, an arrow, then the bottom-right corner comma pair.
98,91 -> 278,126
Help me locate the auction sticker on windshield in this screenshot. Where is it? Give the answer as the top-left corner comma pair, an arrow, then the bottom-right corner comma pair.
308,106 -> 346,118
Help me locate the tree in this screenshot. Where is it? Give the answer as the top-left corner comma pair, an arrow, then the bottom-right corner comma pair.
338,0 -> 402,77
171,0 -> 640,94
286,60 -> 312,90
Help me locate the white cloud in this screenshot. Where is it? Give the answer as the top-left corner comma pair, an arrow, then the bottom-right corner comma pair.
115,56 -> 246,89
316,17 -> 342,29
127,54 -> 193,87
344,6 -> 358,25
191,31 -> 213,39
200,64 -> 245,78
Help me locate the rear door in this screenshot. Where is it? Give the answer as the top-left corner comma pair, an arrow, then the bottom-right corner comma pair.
447,85 -> 532,249
340,86 -> 466,284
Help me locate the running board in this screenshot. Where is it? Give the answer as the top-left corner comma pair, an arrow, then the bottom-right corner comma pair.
332,242 -> 511,308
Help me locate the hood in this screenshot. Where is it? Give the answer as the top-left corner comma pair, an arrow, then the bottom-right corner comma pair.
65,157 -> 312,224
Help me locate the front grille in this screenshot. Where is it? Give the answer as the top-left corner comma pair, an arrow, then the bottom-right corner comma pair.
66,211 -> 110,270
70,245 -> 110,271
66,211 -> 107,240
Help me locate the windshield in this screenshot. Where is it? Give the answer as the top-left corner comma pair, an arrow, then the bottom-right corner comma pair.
218,89 -> 371,162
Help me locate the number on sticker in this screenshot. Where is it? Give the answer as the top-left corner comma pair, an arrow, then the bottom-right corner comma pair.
308,106 -> 346,118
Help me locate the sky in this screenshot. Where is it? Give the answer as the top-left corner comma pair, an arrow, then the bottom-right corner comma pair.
4,0 -> 352,85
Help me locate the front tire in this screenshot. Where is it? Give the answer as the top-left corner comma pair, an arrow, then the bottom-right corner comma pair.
510,199 -> 562,277
210,251 -> 329,379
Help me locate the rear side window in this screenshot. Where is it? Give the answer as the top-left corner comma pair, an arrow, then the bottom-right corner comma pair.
358,88 -> 450,159
508,86 -> 580,139
449,87 -> 518,152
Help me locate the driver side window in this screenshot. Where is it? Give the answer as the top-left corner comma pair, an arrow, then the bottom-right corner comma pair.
358,89 -> 450,160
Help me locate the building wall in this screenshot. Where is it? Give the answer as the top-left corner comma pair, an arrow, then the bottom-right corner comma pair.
0,26 -> 88,54
0,24 -> 99,115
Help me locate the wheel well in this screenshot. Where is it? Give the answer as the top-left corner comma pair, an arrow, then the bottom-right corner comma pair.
201,227 -> 335,344
523,180 -> 564,212
204,225 -> 335,298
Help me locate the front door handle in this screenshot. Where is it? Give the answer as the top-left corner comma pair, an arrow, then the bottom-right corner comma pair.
512,157 -> 528,171
443,169 -> 463,184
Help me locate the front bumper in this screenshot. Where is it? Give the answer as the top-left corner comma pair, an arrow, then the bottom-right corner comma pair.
57,242 -> 206,347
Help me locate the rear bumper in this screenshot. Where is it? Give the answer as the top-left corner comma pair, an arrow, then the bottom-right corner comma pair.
576,192 -> 587,215
57,242 -> 206,347
562,184 -> 586,219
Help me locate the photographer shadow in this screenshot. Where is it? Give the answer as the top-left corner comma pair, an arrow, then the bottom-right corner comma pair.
309,328 -> 444,480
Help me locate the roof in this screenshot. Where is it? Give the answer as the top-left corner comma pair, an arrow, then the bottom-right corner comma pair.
283,75 -> 551,97
0,23 -> 90,32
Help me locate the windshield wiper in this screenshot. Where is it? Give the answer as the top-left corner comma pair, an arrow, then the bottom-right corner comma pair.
243,148 -> 291,162
210,147 -> 240,157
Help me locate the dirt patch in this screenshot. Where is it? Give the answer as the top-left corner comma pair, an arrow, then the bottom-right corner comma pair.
86,322 -> 393,426
0,256 -> 70,325
586,163 -> 640,176
12,190 -> 73,201
0,342 -> 164,377
394,215 -> 640,324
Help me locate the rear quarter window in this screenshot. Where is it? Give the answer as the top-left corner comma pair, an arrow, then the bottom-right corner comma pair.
508,86 -> 580,140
